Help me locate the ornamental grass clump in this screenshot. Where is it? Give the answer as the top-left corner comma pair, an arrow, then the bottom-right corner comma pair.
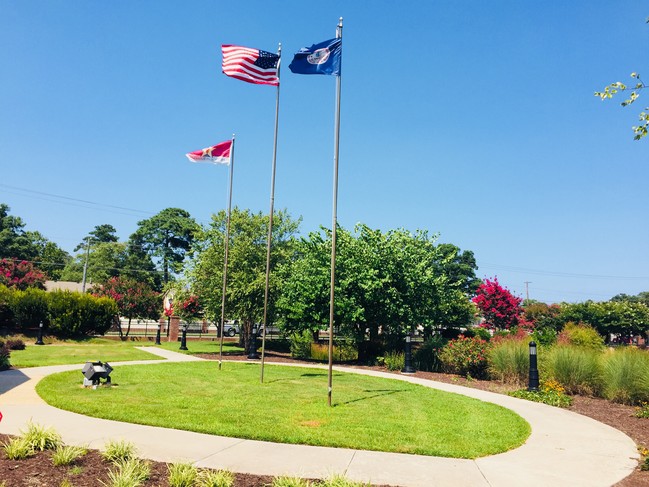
101,458 -> 151,487
383,351 -> 404,371
52,444 -> 87,466
168,462 -> 198,487
545,345 -> 603,396
197,469 -> 235,487
439,335 -> 491,379
2,436 -> 34,460
602,347 -> 649,405
102,439 -> 137,464
488,337 -> 529,385
20,421 -> 62,451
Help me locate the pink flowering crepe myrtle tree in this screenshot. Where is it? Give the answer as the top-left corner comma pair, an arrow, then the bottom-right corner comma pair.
472,277 -> 526,331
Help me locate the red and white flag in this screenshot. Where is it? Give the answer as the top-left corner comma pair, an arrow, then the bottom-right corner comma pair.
222,45 -> 280,86
185,140 -> 232,165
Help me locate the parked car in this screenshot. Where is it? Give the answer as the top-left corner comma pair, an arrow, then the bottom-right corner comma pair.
222,322 -> 239,337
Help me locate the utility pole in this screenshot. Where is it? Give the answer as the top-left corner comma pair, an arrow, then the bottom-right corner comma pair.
524,281 -> 532,301
81,237 -> 91,293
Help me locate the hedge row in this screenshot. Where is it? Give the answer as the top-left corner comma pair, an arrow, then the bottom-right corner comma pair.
0,285 -> 118,337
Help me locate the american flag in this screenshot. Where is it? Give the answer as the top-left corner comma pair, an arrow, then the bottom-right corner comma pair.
222,45 -> 280,86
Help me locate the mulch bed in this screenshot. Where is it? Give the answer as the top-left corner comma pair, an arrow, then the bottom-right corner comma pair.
2,349 -> 648,486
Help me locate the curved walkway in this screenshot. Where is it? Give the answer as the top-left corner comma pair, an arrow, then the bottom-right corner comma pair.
0,347 -> 639,487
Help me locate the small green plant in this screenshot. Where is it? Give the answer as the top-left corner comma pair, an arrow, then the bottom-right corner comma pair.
635,402 -> 649,418
639,446 -> 649,471
52,444 -> 87,466
69,465 -> 83,475
320,475 -> 371,487
168,462 -> 198,487
271,477 -> 310,487
198,469 -> 235,487
59,480 -> 74,487
102,439 -> 137,464
2,436 -> 34,459
290,330 -> 313,359
101,458 -> 151,487
270,476 -> 311,487
21,421 -> 62,451
383,351 -> 404,371
509,379 -> 573,408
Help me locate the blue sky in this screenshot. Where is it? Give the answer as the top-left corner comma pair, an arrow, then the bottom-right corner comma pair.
1,1 -> 648,304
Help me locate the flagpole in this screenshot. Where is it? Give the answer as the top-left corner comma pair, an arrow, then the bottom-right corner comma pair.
260,43 -> 282,383
327,17 -> 343,408
218,135 -> 235,370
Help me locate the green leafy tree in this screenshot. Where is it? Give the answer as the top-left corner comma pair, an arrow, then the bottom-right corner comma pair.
560,300 -> 649,341
188,208 -> 299,349
91,276 -> 161,338
131,208 -> 200,284
595,18 -> 649,140
74,224 -> 119,252
0,204 -> 70,278
278,224 -> 476,360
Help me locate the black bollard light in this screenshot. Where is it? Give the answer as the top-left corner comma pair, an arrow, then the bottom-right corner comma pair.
528,341 -> 539,391
155,322 -> 161,345
35,321 -> 44,345
401,334 -> 416,374
247,326 -> 259,359
179,323 -> 188,351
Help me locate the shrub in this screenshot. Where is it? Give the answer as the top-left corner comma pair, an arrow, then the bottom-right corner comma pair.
383,351 -> 404,371
10,287 -> 48,331
530,327 -> 557,347
489,338 -> 528,384
168,462 -> 198,487
557,322 -> 604,349
414,335 -> 447,372
545,345 -> 603,395
602,347 -> 649,405
0,342 -> 10,371
0,284 -> 14,327
48,291 -> 118,337
439,335 -> 491,379
6,339 -> 25,350
290,330 -> 313,359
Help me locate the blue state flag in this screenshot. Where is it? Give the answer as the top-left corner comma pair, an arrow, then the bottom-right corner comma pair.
289,38 -> 341,76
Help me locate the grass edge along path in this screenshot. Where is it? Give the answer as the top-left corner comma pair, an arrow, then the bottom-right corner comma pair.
36,361 -> 530,459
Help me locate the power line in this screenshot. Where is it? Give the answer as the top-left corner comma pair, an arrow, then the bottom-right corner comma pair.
1,183 -> 156,217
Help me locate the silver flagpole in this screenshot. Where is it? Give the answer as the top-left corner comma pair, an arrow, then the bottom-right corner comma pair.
260,43 -> 282,383
328,17 -> 343,407
218,135 -> 235,370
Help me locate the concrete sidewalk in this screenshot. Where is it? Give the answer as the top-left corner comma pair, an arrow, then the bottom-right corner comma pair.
0,347 -> 639,486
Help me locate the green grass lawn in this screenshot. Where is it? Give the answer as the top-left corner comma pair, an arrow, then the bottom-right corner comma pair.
7,337 -> 245,367
9,338 -> 162,367
156,340 -> 245,355
36,362 -> 530,458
